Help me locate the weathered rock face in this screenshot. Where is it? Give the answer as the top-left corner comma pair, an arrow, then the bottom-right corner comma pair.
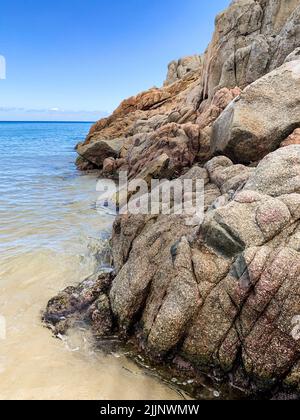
126,123 -> 201,180
110,146 -> 300,389
211,60 -> 300,163
202,0 -> 300,100
110,214 -> 198,339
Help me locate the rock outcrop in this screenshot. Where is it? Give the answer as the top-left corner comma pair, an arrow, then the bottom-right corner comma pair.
164,55 -> 203,86
76,0 -> 300,176
45,0 -> 300,399
47,146 -> 300,396
76,69 -> 204,172
202,0 -> 300,99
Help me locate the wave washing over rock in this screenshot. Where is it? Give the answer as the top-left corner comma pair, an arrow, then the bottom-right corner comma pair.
44,0 -> 300,399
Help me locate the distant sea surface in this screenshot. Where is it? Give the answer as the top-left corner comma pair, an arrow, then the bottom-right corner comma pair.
0,122 -> 183,400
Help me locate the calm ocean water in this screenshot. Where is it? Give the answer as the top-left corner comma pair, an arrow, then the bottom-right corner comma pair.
0,122 -> 183,400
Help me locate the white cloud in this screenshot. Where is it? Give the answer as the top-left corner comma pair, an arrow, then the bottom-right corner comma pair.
0,107 -> 108,122
0,55 -> 6,80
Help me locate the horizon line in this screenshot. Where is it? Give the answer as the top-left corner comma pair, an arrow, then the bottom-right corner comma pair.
0,120 -> 96,123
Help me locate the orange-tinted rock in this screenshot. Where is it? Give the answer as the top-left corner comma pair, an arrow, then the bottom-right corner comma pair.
281,128 -> 300,147
196,87 -> 241,129
84,70 -> 203,147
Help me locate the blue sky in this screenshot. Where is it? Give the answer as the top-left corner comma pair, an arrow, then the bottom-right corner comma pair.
0,0 -> 230,121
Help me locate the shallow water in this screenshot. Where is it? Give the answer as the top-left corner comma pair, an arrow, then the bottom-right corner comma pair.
0,122 -> 184,400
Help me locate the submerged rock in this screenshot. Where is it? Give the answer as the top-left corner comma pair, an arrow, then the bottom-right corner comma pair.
87,294 -> 114,338
44,272 -> 114,336
76,138 -> 124,168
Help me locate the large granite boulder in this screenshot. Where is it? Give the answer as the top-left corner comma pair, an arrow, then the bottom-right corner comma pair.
76,138 -> 124,168
245,145 -> 300,196
211,60 -> 300,163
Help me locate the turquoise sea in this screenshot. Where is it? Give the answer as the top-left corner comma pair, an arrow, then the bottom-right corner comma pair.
0,122 -> 183,400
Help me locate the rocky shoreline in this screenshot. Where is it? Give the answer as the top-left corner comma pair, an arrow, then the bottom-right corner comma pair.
44,0 -> 300,400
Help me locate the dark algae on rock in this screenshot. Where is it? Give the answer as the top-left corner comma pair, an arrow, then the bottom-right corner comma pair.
44,0 -> 300,400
